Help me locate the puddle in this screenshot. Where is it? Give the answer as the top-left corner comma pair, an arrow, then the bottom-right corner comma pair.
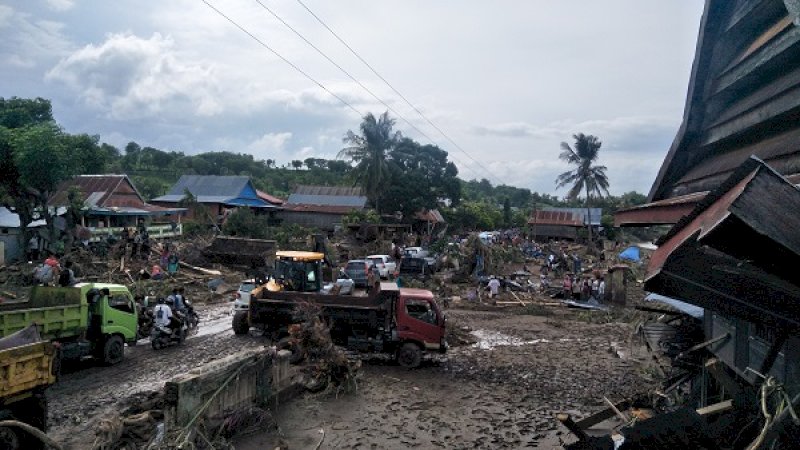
470,329 -> 552,350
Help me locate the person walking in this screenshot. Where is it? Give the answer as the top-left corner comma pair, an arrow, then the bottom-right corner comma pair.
487,276 -> 501,299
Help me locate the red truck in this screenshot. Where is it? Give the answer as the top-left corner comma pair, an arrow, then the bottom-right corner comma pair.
233,282 -> 447,368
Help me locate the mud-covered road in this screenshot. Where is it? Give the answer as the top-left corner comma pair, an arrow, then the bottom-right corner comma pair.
47,305 -> 652,449
235,309 -> 653,450
48,303 -> 264,450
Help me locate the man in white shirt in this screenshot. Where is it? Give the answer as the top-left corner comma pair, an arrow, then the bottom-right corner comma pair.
487,277 -> 501,298
598,278 -> 606,300
153,298 -> 173,329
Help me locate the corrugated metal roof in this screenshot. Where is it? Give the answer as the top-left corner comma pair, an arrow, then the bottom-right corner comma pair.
256,190 -> 285,205
293,185 -> 364,197
415,209 -> 445,223
49,175 -> 138,207
0,207 -> 58,228
161,175 -> 250,198
528,210 -> 584,227
281,204 -> 362,214
286,193 -> 367,207
539,207 -> 602,225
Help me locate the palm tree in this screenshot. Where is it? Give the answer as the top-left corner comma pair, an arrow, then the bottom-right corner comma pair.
339,111 -> 401,212
555,133 -> 610,246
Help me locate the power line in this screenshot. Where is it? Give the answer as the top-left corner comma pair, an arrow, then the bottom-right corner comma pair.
251,0 -> 479,177
294,0 -> 503,185
200,0 -> 362,117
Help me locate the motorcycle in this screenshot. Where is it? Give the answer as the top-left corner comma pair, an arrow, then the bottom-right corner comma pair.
150,316 -> 187,350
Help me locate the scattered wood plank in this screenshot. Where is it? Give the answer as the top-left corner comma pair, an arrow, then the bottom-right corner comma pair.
1,291 -> 17,299
603,396 -> 629,423
696,399 -> 733,416
510,291 -> 526,307
556,413 -> 589,441
179,261 -> 222,276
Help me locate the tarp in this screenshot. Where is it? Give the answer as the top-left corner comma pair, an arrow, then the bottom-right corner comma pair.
644,293 -> 704,318
618,246 -> 641,262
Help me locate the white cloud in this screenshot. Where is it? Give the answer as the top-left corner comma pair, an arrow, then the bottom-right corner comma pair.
245,132 -> 293,160
45,32 -> 222,119
0,5 -> 13,26
46,0 -> 75,12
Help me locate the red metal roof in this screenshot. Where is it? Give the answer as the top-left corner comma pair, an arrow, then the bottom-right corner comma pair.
614,191 -> 708,226
256,190 -> 285,205
527,210 -> 583,227
414,209 -> 445,223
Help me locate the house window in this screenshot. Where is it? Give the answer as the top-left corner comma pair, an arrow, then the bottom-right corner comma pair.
0,228 -> 8,234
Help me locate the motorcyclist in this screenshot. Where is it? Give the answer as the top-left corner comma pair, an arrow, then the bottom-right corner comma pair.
153,297 -> 173,333
165,296 -> 184,334
177,287 -> 197,325
168,288 -> 185,314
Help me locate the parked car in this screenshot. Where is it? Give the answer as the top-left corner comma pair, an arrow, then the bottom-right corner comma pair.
403,247 -> 438,273
398,256 -> 431,281
367,254 -> 397,279
344,259 -> 371,287
233,279 -> 258,312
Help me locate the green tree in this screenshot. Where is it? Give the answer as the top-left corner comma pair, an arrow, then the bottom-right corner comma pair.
555,133 -> 610,245
13,123 -> 74,241
382,138 -> 461,219
291,159 -> 303,171
339,111 -> 401,213
503,198 -> 512,228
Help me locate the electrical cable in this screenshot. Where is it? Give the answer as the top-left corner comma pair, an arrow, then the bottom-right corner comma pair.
200,0 -> 362,117
295,0 -> 504,185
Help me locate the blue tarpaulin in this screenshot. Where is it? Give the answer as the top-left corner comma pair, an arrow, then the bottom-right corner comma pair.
618,246 -> 641,262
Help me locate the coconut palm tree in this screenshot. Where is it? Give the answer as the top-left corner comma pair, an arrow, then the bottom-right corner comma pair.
339,111 -> 401,213
555,133 -> 610,245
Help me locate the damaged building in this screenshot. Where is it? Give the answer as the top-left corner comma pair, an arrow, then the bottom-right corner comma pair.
573,0 -> 800,448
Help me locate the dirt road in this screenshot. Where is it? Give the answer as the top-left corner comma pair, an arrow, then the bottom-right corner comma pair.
235,309 -> 652,449
48,302 -> 265,450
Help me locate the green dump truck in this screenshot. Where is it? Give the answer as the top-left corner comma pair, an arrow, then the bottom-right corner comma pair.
0,283 -> 139,365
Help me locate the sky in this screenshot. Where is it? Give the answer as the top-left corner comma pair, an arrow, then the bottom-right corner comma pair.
0,1 -> 705,197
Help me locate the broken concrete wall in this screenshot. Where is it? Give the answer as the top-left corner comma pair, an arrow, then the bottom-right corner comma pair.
164,347 -> 277,427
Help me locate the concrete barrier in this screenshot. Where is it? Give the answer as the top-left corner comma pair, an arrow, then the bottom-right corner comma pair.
164,347 -> 274,428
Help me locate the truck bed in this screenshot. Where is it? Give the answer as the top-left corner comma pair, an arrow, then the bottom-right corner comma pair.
0,286 -> 88,339
0,341 -> 57,401
253,282 -> 399,309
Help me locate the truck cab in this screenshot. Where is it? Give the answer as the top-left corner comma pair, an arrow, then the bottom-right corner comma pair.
1,283 -> 138,365
396,288 -> 447,357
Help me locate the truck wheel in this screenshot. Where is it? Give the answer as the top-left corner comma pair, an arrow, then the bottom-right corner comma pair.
397,342 -> 422,368
103,335 -> 124,365
0,424 -> 21,450
232,311 -> 250,335
277,337 -> 304,364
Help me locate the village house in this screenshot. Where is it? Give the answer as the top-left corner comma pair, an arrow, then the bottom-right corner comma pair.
278,185 -> 366,231
614,0 -> 800,401
152,175 -> 282,224
49,174 -> 185,242
527,207 -> 602,241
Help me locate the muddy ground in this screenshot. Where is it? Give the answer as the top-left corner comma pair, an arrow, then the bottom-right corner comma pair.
46,298 -> 654,450
47,301 -> 265,450
234,309 -> 653,449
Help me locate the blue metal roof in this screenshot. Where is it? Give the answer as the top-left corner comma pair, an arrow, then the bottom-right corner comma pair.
153,175 -> 274,208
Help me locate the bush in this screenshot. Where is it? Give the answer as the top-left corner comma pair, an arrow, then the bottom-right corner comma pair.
222,208 -> 270,239
182,220 -> 213,237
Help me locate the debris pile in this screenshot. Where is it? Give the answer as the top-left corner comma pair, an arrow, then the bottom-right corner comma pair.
290,301 -> 361,394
